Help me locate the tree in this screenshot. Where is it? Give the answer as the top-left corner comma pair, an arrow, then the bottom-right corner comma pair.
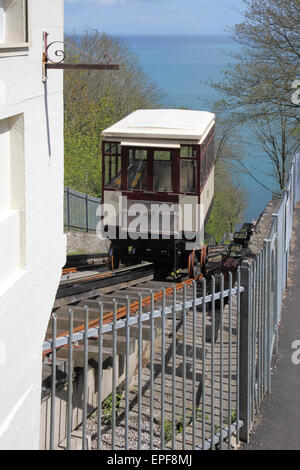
202,105 -> 248,241
64,29 -> 165,196
206,163 -> 247,243
64,97 -> 116,195
209,0 -> 300,190
248,113 -> 299,189
213,102 -> 245,168
211,0 -> 300,121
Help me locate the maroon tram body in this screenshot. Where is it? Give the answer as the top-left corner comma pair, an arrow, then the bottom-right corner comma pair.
101,109 -> 215,276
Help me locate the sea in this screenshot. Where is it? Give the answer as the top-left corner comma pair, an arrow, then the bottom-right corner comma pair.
118,34 -> 277,223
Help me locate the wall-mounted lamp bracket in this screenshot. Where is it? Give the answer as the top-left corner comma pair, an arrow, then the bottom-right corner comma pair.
42,32 -> 120,82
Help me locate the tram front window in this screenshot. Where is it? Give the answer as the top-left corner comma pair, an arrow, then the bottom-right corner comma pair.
153,150 -> 172,192
128,149 -> 147,190
105,155 -> 122,189
180,160 -> 197,193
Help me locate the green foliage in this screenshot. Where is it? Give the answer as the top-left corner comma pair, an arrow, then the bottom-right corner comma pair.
102,393 -> 122,425
224,408 -> 237,426
206,163 -> 247,242
64,97 -> 115,196
164,420 -> 173,445
209,0 -> 300,189
64,28 -> 165,196
203,102 -> 247,242
174,408 -> 207,441
231,409 -> 237,425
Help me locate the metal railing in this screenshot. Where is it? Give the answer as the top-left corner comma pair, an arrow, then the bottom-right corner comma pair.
42,276 -> 244,450
44,154 -> 300,450
64,187 -> 101,232
238,152 -> 300,442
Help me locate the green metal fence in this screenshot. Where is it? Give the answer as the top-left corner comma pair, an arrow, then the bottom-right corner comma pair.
64,187 -> 101,232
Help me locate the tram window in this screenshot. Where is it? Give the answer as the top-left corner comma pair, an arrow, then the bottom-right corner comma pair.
206,148 -> 210,173
201,130 -> 214,179
180,146 -> 197,158
153,150 -> 172,192
206,139 -> 214,175
207,146 -> 211,174
210,140 -> 215,168
105,155 -> 122,188
180,160 -> 197,193
128,149 -> 147,190
105,142 -> 121,155
205,148 -> 209,177
200,153 -> 205,188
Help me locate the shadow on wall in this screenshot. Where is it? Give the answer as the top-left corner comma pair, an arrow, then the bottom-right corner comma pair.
44,82 -> 51,158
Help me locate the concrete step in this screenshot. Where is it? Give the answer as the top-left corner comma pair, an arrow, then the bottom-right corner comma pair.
102,333 -> 136,356
56,343 -> 113,368
52,315 -> 99,333
117,316 -> 162,339
79,299 -> 126,309
54,334 -> 137,358
57,430 -> 91,450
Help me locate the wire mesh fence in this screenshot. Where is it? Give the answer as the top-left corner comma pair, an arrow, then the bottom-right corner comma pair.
64,187 -> 101,232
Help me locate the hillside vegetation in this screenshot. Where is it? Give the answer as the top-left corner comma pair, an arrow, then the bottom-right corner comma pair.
210,0 -> 300,191
64,29 -> 165,197
64,28 -> 246,240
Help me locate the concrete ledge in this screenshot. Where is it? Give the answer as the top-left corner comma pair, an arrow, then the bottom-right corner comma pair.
66,231 -> 109,255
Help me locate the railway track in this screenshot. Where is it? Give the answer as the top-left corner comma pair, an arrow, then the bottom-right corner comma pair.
62,253 -> 108,275
41,245 -> 243,450
42,239 -> 246,385
42,261 -> 205,399
44,263 -> 203,356
41,226 -> 254,447
45,243 -> 239,357
57,262 -> 154,304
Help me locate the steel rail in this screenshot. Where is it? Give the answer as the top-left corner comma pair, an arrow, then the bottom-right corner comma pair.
43,274 -> 202,356
61,262 -> 152,285
43,283 -> 244,356
57,263 -> 154,297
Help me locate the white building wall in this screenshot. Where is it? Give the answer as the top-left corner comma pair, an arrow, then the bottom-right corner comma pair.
0,0 -> 65,450
0,1 -> 5,43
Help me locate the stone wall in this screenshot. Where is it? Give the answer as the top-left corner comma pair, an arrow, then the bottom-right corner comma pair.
247,196 -> 282,256
66,231 -> 110,255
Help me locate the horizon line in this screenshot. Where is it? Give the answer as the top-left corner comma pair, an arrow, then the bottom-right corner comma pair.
64,30 -> 234,37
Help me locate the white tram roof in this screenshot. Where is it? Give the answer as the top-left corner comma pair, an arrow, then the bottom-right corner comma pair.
102,109 -> 215,144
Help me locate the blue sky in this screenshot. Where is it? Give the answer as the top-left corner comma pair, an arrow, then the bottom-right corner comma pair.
64,0 -> 246,35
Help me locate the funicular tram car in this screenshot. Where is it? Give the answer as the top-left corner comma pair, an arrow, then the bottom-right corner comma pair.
101,109 -> 215,277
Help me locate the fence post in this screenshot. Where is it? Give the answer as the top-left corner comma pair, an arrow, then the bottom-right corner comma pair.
239,264 -> 252,443
290,169 -> 295,229
264,239 -> 272,395
85,193 -> 89,233
66,187 -> 71,230
294,153 -> 300,206
284,197 -> 289,289
272,214 -> 279,355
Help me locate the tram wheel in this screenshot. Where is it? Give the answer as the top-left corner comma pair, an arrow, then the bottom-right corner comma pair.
200,245 -> 208,274
108,241 -> 120,271
188,246 -> 207,278
188,250 -> 200,278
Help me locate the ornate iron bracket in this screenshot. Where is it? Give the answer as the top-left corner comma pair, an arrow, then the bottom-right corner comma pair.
42,32 -> 119,82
